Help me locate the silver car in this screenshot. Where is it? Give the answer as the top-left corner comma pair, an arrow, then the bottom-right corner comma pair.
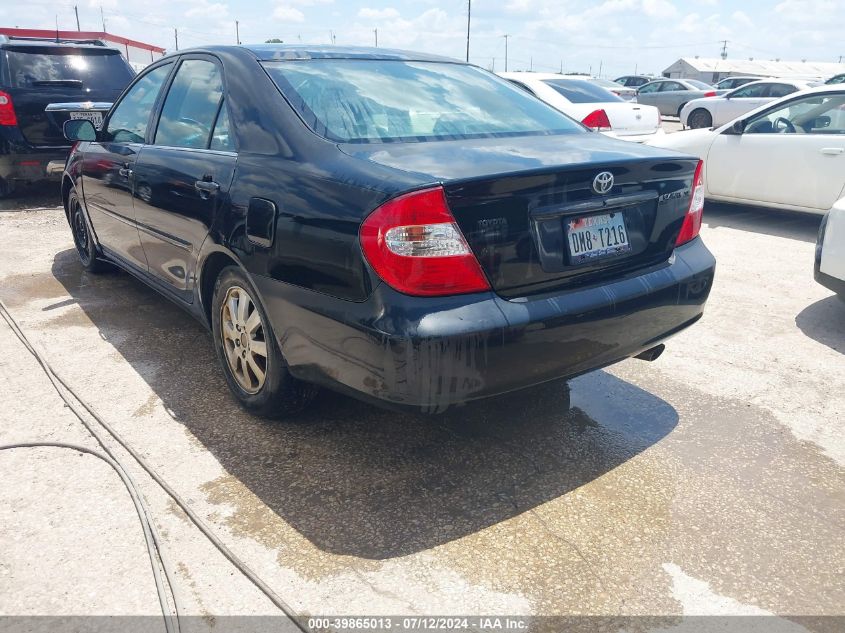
635,78 -> 722,118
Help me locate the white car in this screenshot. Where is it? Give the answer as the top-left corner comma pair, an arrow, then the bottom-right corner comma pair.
646,85 -> 845,215
680,79 -> 815,129
816,201 -> 845,299
499,72 -> 663,142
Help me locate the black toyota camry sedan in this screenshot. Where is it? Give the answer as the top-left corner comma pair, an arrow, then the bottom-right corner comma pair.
60,45 -> 715,416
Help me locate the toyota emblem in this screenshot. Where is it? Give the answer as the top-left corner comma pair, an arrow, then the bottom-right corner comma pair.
592,171 -> 614,195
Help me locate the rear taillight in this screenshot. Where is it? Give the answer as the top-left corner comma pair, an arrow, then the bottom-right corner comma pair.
703,91 -> 717,97
0,91 -> 17,126
581,109 -> 612,131
676,160 -> 705,246
360,186 -> 491,297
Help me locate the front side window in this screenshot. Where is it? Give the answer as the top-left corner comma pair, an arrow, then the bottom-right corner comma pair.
746,93 -> 845,134
542,79 -> 622,103
106,62 -> 172,143
155,59 -> 224,149
263,60 -> 584,143
660,81 -> 685,92
638,82 -> 661,94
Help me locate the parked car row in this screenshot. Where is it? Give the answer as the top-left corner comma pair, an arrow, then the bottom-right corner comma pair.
500,72 -> 662,142
1,40 -> 839,419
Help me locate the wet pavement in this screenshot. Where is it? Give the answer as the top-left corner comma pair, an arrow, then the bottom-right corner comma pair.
0,193 -> 843,630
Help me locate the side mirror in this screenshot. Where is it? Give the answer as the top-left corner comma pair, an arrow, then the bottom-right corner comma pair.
729,119 -> 746,135
813,115 -> 832,129
63,119 -> 97,142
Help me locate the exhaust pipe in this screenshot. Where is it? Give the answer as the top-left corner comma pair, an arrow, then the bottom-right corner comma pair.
634,344 -> 665,362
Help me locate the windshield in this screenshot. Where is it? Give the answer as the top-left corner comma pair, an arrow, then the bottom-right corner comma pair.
263,59 -> 584,143
687,79 -> 714,90
542,79 -> 623,103
6,48 -> 134,91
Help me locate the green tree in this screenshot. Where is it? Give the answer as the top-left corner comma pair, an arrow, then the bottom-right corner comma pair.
265,38 -> 284,43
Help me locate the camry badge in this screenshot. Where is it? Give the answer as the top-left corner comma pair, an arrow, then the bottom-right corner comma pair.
593,171 -> 614,195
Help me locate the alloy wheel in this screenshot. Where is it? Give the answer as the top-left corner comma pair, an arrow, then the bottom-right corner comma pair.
220,285 -> 268,394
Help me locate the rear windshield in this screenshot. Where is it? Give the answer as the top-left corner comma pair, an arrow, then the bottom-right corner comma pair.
686,79 -> 714,90
542,79 -> 623,103
5,48 -> 134,90
263,59 -> 584,143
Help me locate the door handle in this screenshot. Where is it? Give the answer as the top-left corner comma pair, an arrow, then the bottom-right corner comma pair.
118,165 -> 133,178
194,179 -> 220,199
820,147 -> 844,155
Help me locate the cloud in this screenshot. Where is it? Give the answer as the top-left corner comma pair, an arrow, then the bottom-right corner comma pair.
358,7 -> 401,20
642,0 -> 677,17
274,6 -> 306,22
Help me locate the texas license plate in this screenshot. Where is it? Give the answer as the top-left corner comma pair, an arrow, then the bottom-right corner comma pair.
70,110 -> 104,130
566,212 -> 631,264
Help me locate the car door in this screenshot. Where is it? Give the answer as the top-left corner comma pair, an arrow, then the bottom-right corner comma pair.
706,91 -> 845,211
635,81 -> 662,108
131,55 -> 237,302
718,82 -> 773,123
82,61 -> 174,269
657,81 -> 691,117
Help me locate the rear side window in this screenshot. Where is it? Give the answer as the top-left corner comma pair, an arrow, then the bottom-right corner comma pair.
542,79 -> 622,103
210,100 -> 234,151
106,62 -> 172,143
767,84 -> 798,98
5,48 -> 133,90
155,59 -> 223,149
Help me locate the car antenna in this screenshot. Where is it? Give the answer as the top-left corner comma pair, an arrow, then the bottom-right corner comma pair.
55,14 -> 60,43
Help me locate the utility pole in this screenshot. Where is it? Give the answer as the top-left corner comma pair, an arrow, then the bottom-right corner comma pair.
74,5 -> 80,30
100,6 -> 106,31
374,28 -> 378,47
330,30 -> 336,45
530,56 -> 533,71
503,34 -> 509,72
465,0 -> 471,63
598,60 -> 602,77
174,28 -> 179,51
560,59 -> 563,73
235,20 -> 240,44
720,40 -> 728,60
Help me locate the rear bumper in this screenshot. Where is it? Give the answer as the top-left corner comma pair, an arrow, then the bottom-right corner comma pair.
0,129 -> 69,181
815,210 -> 845,296
253,238 -> 716,412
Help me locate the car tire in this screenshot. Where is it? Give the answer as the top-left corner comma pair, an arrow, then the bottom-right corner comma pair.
688,108 -> 713,129
211,266 -> 317,418
68,187 -> 111,273
0,177 -> 16,199
677,103 -> 688,119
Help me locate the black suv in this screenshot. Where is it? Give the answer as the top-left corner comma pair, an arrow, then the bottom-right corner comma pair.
0,36 -> 134,197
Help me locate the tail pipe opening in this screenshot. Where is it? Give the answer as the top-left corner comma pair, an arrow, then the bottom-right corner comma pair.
634,343 -> 665,362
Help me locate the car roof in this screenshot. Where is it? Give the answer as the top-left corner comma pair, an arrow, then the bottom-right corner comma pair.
0,36 -> 113,50
237,44 -> 459,63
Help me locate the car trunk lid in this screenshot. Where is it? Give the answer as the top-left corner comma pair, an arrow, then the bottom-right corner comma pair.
341,133 -> 699,298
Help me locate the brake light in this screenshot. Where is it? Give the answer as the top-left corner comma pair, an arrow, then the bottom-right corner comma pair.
703,91 -> 717,97
676,160 -> 705,246
360,186 -> 491,296
0,91 -> 17,126
581,109 -> 612,131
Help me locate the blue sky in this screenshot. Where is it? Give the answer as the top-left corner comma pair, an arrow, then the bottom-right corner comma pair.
6,0 -> 842,78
